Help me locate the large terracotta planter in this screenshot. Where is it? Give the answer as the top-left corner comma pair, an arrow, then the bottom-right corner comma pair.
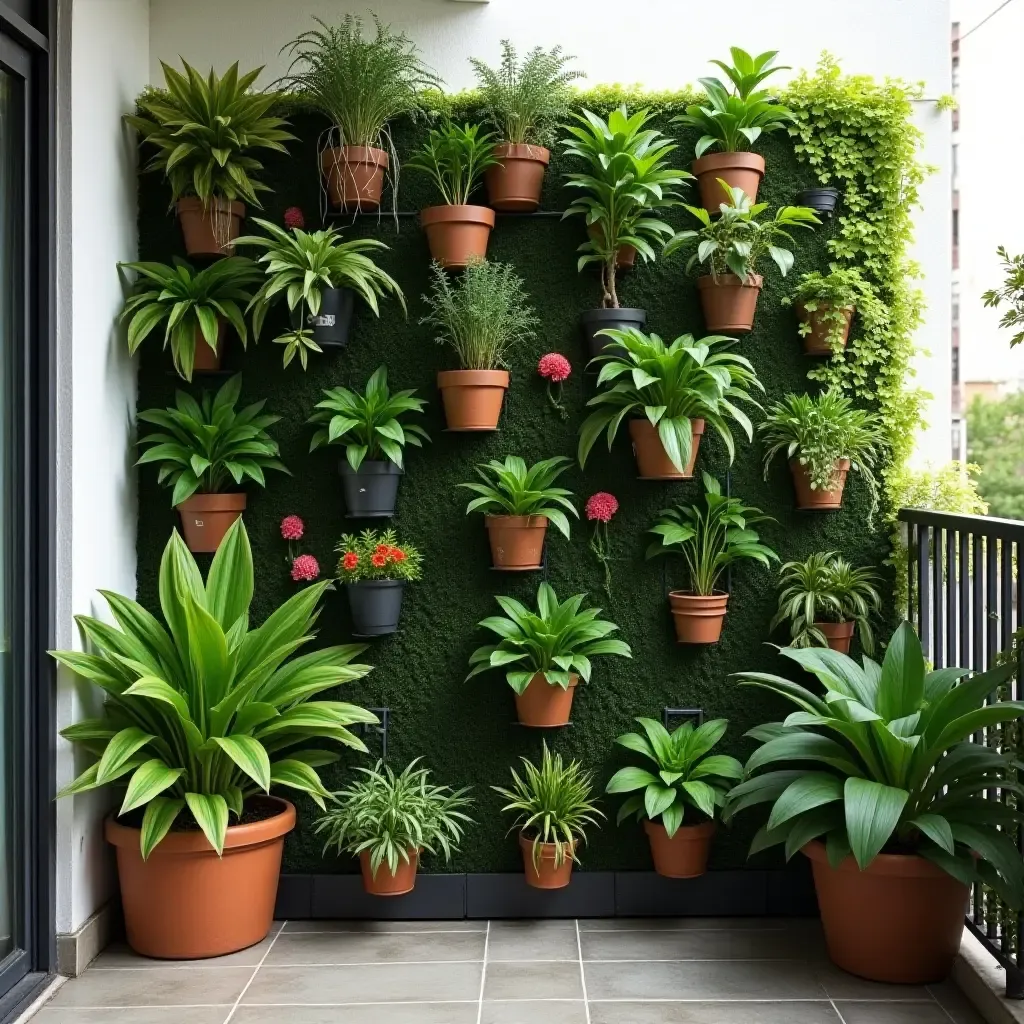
486,514 -> 547,570
321,145 -> 389,210
692,152 -> 765,211
360,848 -> 419,896
420,205 -> 496,267
105,797 -> 295,959
438,369 -> 509,430
176,493 -> 246,553
669,591 -> 729,644
514,672 -> 577,728
790,458 -> 850,510
698,274 -> 763,333
177,197 -> 244,256
644,819 -> 716,878
817,620 -> 855,653
798,302 -> 854,356
486,143 -> 549,211
628,418 -> 704,479
520,833 -> 576,890
804,840 -> 969,984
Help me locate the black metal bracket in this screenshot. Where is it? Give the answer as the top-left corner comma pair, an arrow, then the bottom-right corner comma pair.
356,707 -> 390,759
663,707 -> 704,731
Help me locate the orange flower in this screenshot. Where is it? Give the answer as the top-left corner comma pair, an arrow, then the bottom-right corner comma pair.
371,551 -> 388,568
341,552 -> 358,571
390,547 -> 407,562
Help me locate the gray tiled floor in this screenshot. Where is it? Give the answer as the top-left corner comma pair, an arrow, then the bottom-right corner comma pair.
30,918 -> 985,1024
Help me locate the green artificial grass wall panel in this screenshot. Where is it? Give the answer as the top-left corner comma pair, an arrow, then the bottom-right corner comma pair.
134,99 -> 893,875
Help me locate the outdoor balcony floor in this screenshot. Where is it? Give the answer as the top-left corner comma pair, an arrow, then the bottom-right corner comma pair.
31,918 -> 984,1023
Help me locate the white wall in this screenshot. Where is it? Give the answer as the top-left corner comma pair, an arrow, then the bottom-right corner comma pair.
54,0 -> 149,935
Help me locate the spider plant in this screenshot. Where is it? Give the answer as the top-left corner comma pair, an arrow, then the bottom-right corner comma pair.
407,120 -> 498,206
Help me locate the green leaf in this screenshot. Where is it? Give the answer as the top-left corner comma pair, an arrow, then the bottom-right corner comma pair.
96,727 -> 155,785
844,778 -> 908,869
140,797 -> 184,860
909,813 -> 954,855
213,735 -> 271,792
767,773 -> 844,831
184,792 -> 229,855
119,760 -> 184,815
605,767 -> 659,794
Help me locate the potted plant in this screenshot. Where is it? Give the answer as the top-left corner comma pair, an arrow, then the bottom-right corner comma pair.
308,366 -> 429,518
759,389 -> 883,514
315,759 -> 472,895
469,41 -> 582,211
467,582 -> 631,727
796,186 -> 841,218
420,258 -> 539,431
459,455 -> 577,570
578,328 -> 763,479
672,48 -> 792,211
770,551 -> 882,654
280,15 -> 439,210
236,217 -> 406,364
335,527 -> 422,636
647,473 -> 777,644
52,519 -> 377,959
726,621 -> 1024,984
493,742 -> 604,889
126,61 -> 294,255
118,257 -> 263,380
137,375 -> 289,552
561,106 -> 691,357
784,267 -> 876,356
665,184 -> 820,333
408,120 -> 498,267
607,717 -> 742,878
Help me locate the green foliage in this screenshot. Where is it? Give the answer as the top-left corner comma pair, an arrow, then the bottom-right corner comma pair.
336,528 -> 423,583
606,717 -> 743,835
982,246 -> 1024,349
784,266 -> 884,353
407,120 -> 498,206
467,582 -> 631,694
52,520 -> 377,858
315,758 -> 473,877
967,393 -> 1024,519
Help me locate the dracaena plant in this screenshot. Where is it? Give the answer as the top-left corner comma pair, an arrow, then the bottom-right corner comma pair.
307,365 -> 429,471
646,473 -> 778,596
725,622 -> 1024,908
136,374 -> 290,506
577,328 -> 764,475
561,106 -> 691,308
466,582 -> 631,694
606,718 -> 743,835
51,519 -> 378,859
126,61 -> 294,207
407,120 -> 498,206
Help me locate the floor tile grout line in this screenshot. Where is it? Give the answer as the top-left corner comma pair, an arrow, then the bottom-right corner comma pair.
827,993 -> 850,1024
575,919 -> 592,1024
221,918 -> 286,1024
925,984 -> 960,1023
476,919 -> 490,1024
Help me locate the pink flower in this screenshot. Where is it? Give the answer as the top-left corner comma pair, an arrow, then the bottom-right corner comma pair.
538,352 -> 571,383
283,206 -> 305,229
586,492 -> 619,523
290,554 -> 320,582
280,515 -> 305,541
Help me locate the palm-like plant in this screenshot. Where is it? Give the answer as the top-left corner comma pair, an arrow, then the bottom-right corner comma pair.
118,258 -> 263,382
126,61 -> 294,207
52,519 -> 378,858
725,622 -> 1024,907
136,374 -> 289,506
308,366 -> 429,471
562,106 -> 692,308
578,328 -> 764,474
467,582 -> 631,694
407,121 -> 498,206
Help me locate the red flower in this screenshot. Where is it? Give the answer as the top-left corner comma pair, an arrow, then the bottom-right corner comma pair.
280,515 -> 304,541
283,206 -> 305,229
290,554 -> 320,582
341,551 -> 359,571
538,352 -> 571,382
390,547 -> 407,562
586,492 -> 619,523
374,543 -> 390,554
371,551 -> 388,568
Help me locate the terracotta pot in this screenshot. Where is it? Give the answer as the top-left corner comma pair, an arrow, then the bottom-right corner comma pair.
420,205 -> 496,268
320,145 -> 389,210
816,620 -> 855,653
176,493 -> 246,553
486,514 -> 547,570
105,797 -> 295,959
790,458 -> 850,510
692,152 -> 766,211
628,418 -> 704,479
798,302 -> 854,355
519,833 -> 576,890
697,274 -> 763,333
438,369 -> 509,430
486,143 -> 550,212
587,223 -> 636,267
192,319 -> 227,372
669,591 -> 729,644
359,848 -> 419,896
176,197 -> 244,256
514,672 -> 578,728
804,840 -> 969,984
644,819 -> 716,878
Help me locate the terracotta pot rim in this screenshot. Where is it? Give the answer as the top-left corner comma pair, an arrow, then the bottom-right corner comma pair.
518,833 -> 577,856
790,457 -> 852,471
485,514 -> 548,528
321,144 -> 389,166
437,369 -> 510,387
630,416 -> 704,435
669,590 -> 729,604
698,273 -> 764,290
176,196 -> 245,217
692,151 -> 766,174
644,819 -> 716,839
797,300 -> 855,315
494,142 -> 551,164
420,204 -> 497,227
527,671 -> 579,690
580,306 -> 647,322
176,492 -> 247,512
816,620 -> 856,635
345,578 -> 406,590
803,839 -> 954,879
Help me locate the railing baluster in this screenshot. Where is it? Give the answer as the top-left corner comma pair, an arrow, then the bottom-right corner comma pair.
918,523 -> 931,655
932,527 -> 945,669
947,528 -> 957,669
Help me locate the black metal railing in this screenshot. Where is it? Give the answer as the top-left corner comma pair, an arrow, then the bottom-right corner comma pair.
900,508 -> 1024,997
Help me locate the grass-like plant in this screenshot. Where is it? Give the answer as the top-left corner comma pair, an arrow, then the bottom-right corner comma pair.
336,528 -> 423,582
407,121 -> 498,206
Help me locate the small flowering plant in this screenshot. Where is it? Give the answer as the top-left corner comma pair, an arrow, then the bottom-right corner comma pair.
280,515 -> 320,584
586,492 -> 619,595
336,528 -> 423,583
538,352 -> 571,420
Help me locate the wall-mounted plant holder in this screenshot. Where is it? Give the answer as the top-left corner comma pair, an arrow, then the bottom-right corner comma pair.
354,706 -> 390,759
663,707 -> 704,731
795,187 -> 840,218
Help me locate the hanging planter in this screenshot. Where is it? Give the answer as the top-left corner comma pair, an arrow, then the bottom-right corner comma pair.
192,319 -> 227,372
486,515 -> 547,570
796,187 -> 840,218
486,144 -> 550,211
420,205 -> 496,267
691,152 -> 765,211
339,462 -> 402,518
579,307 -> 646,363
797,302 -> 853,355
285,284 -> 357,351
790,458 -> 850,510
345,580 -> 406,636
629,418 -> 703,479
337,528 -> 422,636
321,146 -> 390,210
697,274 -> 763,333
587,224 -> 636,268
669,592 -> 729,644
438,370 -> 510,430
816,620 -> 855,653
786,269 -> 875,357
176,494 -> 247,553
177,198 -> 246,256
514,673 -> 577,728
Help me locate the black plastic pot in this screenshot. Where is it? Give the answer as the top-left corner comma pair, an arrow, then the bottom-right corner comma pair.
290,287 -> 355,349
346,580 -> 405,636
796,188 -> 840,218
339,460 -> 402,518
579,307 -> 647,363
